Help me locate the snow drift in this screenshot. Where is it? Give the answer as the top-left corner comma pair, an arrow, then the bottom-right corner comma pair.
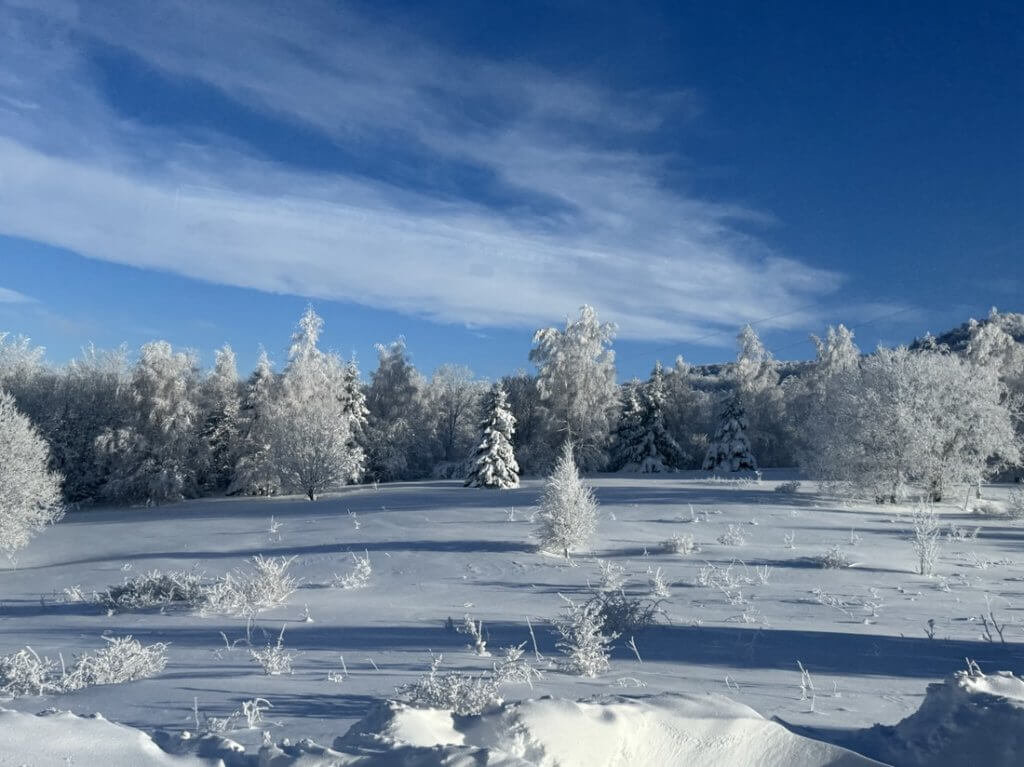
2,693 -> 883,766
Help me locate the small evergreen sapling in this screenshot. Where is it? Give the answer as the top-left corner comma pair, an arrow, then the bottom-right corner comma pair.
534,441 -> 598,558
465,384 -> 520,489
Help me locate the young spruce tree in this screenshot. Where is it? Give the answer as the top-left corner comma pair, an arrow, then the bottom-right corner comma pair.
534,441 -> 598,558
465,383 -> 520,489
702,393 -> 757,472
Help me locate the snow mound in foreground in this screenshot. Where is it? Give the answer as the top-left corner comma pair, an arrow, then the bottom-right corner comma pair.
0,707 -> 221,766
3,693 -> 881,766
858,668 -> 1024,767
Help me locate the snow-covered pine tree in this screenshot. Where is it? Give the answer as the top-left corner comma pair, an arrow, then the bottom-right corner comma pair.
0,390 -> 64,556
534,441 -> 598,558
270,307 -> 363,500
465,383 -> 520,489
200,344 -> 242,492
338,356 -> 369,482
608,382 -> 645,471
702,393 -> 757,472
635,362 -> 684,472
230,348 -> 280,496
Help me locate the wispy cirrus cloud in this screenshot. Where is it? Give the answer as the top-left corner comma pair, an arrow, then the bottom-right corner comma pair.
0,285 -> 34,304
0,0 -> 846,342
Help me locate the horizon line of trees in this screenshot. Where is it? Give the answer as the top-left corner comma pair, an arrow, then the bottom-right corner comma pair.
1,305 -> 1022,514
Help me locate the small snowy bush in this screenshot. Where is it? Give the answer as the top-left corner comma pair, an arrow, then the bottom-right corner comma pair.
816,545 -> 851,569
249,626 -> 294,675
0,647 -> 58,697
911,505 -> 942,576
203,555 -> 298,616
61,636 -> 168,691
102,568 -> 207,611
595,559 -> 628,592
585,588 -> 664,634
717,524 -> 746,547
332,551 -> 372,590
1007,487 -> 1024,519
647,567 -> 671,598
492,643 -> 543,687
534,441 -> 598,557
660,533 -> 697,555
554,596 -> 618,677
459,614 -> 489,656
399,654 -> 501,715
773,480 -> 801,494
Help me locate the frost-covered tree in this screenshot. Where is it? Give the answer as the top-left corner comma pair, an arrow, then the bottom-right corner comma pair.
662,356 -> 714,468
534,441 -> 598,557
610,365 -> 684,473
200,345 -> 241,492
230,348 -> 279,496
500,371 -> 552,475
465,383 -> 519,489
703,394 -> 757,472
608,382 -> 645,471
95,341 -> 203,504
734,325 -> 788,466
0,391 -> 64,557
805,347 -> 1020,503
364,339 -> 432,482
270,307 -> 363,500
530,306 -> 618,471
426,364 -> 483,467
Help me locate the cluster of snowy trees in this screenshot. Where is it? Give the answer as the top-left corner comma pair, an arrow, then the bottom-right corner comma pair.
1,306 -> 1022,531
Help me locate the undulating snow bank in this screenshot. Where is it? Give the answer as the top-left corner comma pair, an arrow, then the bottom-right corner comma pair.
2,693 -> 883,767
0,707 -> 222,766
853,668 -> 1024,767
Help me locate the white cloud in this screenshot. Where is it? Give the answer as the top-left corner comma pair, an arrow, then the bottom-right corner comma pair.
0,285 -> 33,304
0,0 -> 846,342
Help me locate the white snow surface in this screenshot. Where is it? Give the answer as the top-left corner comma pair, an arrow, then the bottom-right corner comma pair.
2,472 -> 1023,763
2,692 -> 884,766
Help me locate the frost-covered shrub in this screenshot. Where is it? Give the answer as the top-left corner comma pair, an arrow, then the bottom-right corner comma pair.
1008,487 -> 1024,520
553,596 -> 618,677
0,646 -> 58,697
202,555 -> 298,616
102,568 -> 207,611
61,636 -> 168,691
970,499 -> 1007,517
459,615 -> 489,656
595,559 -> 628,592
774,480 -> 801,494
585,588 -> 664,634
816,545 -> 851,569
0,390 -> 64,557
717,524 -> 746,547
647,567 -> 671,598
911,505 -> 942,576
492,644 -> 543,687
332,551 -> 372,590
660,533 -> 697,555
534,441 -> 598,557
249,626 -> 294,675
399,654 -> 501,715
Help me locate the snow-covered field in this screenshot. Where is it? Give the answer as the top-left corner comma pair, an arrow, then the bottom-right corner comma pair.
3,472 -> 1023,764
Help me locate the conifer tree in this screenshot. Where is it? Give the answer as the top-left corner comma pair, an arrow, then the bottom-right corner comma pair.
535,441 -> 598,558
465,383 -> 520,489
200,344 -> 241,492
702,393 -> 757,472
610,365 -> 684,472
230,348 -> 280,496
608,382 -> 645,471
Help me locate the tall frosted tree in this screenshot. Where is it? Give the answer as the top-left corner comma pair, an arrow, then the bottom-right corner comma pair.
427,364 -> 483,466
364,339 -> 432,481
0,391 -> 64,557
230,348 -> 279,496
200,344 -> 242,492
534,441 -> 598,558
96,341 -> 203,504
734,325 -> 787,466
662,356 -> 714,468
465,383 -> 520,489
530,305 -> 619,471
703,394 -> 757,472
609,382 -> 646,471
270,307 -> 364,500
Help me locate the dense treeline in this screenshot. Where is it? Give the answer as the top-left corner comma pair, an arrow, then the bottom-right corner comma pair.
1,306 -> 1022,510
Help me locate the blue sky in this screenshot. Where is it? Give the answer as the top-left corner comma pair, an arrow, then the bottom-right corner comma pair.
0,0 -> 1020,380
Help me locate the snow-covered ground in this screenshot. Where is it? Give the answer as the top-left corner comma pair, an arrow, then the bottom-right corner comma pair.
2,472 -> 1023,764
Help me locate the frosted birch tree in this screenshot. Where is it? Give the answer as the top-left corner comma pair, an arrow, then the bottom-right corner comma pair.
530,306 -> 618,471
0,391 -> 64,557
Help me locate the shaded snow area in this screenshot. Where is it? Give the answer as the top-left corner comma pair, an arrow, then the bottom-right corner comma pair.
2,474 -> 1024,765
3,693 -> 883,766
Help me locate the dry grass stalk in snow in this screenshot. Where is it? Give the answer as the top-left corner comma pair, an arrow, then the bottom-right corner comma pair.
250,625 -> 295,675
